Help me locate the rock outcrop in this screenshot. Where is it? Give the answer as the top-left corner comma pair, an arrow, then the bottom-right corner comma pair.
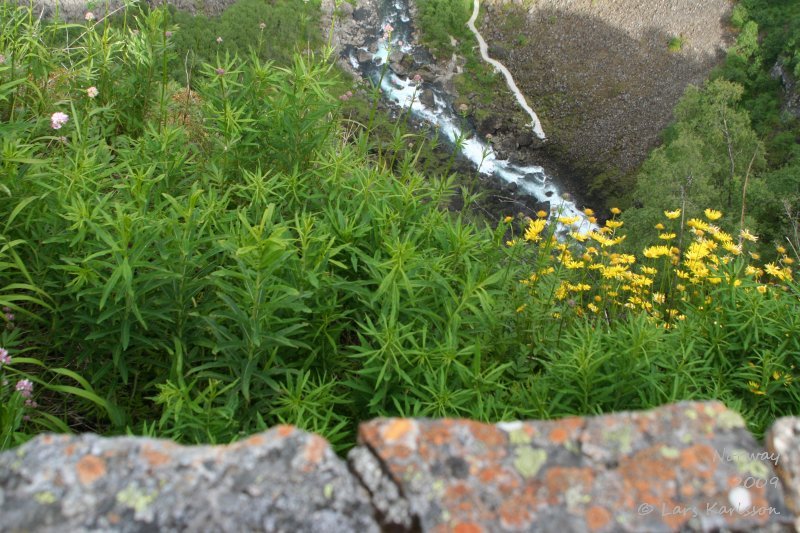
2,401 -> 799,531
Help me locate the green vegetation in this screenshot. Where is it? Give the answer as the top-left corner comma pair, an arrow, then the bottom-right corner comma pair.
667,35 -> 685,53
1,1 -> 799,454
623,1 -> 800,260
414,0 -> 474,56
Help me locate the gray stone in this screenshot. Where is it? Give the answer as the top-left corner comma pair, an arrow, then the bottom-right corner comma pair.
419,89 -> 435,108
766,416 -> 800,531
353,402 -> 795,532
0,426 -> 379,533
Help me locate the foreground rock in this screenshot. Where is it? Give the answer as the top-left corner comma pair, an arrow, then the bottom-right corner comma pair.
767,417 -> 800,531
1,402 -> 799,532
0,426 -> 379,532
353,402 -> 793,532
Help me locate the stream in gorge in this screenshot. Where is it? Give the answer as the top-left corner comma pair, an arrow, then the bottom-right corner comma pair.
341,0 -> 596,233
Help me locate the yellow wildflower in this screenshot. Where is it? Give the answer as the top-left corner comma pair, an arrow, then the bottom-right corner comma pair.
594,295 -> 602,303
588,216 -> 598,224
654,223 -> 665,230
587,303 -> 599,313
704,208 -> 723,221
524,219 -> 547,242
605,220 -> 623,229
584,208 -> 595,216
687,218 -> 709,231
559,216 -> 580,225
643,245 -> 671,258
756,285 -> 767,294
764,263 -> 781,277
664,209 -> 681,219
640,266 -> 657,275
652,292 -> 665,304
516,304 -> 527,313
503,216 -> 513,223
749,252 -> 760,260
740,229 -> 758,242
776,245 -> 787,254
782,257 -> 795,265
536,210 -> 548,219
570,232 -> 589,242
610,207 -> 622,215
659,233 -> 676,240
723,242 -> 742,255
748,381 -> 766,396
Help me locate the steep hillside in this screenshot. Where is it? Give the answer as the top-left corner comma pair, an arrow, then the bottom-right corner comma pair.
473,0 -> 734,203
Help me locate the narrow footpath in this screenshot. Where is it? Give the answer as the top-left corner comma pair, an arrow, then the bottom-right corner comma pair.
466,0 -> 546,140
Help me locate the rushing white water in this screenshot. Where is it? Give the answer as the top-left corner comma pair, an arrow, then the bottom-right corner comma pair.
346,0 -> 596,234
466,0 -> 546,140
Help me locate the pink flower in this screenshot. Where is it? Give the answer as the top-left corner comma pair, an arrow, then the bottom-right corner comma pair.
0,54 -> 6,64
87,86 -> 98,98
165,31 -> 173,38
84,11 -> 95,21
15,379 -> 33,399
0,347 -> 10,366
216,36 -> 223,44
215,68 -> 225,76
383,24 -> 394,33
413,74 -> 422,83
50,112 -> 69,130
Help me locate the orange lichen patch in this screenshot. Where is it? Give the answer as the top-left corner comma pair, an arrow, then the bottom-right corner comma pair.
244,435 -> 266,447
679,444 -> 715,479
382,419 -> 415,443
76,455 -> 107,486
445,481 -> 473,501
64,444 -> 76,457
41,435 -> 54,445
477,466 -> 521,494
465,420 -> 507,448
544,467 -> 594,504
586,505 -> 612,531
499,495 -> 536,529
660,499 -> 691,530
303,435 -> 328,467
423,424 -> 452,446
453,523 -> 483,533
549,427 -> 569,444
276,425 -> 295,438
680,483 -> 696,498
141,445 -> 171,468
619,446 -> 680,508
107,513 -> 121,525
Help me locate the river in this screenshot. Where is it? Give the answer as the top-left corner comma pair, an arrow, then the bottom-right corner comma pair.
342,0 -> 595,233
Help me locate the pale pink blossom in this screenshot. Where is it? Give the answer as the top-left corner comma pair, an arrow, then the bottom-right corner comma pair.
50,112 -> 69,130
15,379 -> 33,399
0,347 -> 10,366
216,36 -> 223,44
84,11 -> 95,21
87,86 -> 98,98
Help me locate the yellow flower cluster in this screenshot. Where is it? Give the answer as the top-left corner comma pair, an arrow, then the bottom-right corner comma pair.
513,207 -> 797,328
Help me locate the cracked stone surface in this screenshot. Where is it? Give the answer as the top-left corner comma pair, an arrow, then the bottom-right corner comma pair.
353,402 -> 793,532
767,416 -> 800,531
0,425 -> 379,533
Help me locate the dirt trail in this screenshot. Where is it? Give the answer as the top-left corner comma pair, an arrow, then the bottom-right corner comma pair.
466,0 -> 546,140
